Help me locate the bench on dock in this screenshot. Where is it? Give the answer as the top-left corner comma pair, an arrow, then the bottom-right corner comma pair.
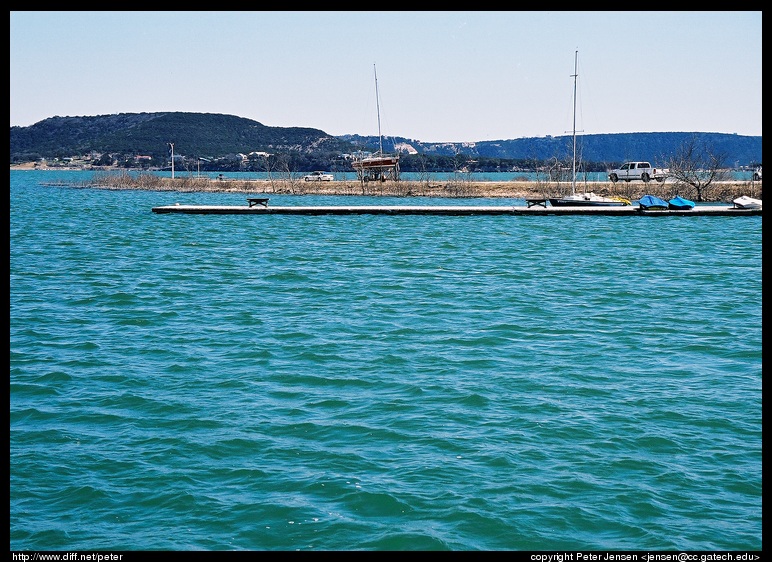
525,198 -> 548,208
247,197 -> 269,208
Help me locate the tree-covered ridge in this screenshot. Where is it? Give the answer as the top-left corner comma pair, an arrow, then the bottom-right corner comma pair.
10,112 -> 354,162
351,132 -> 762,169
10,112 -> 762,171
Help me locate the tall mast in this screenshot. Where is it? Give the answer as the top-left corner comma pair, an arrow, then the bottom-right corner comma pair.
374,63 -> 383,155
571,50 -> 578,196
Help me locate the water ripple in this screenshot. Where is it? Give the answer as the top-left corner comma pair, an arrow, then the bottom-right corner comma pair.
10,175 -> 762,550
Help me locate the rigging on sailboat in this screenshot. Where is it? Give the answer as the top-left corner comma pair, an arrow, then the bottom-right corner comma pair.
549,51 -> 630,207
352,64 -> 400,183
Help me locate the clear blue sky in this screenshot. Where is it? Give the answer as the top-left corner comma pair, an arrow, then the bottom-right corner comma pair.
10,11 -> 762,142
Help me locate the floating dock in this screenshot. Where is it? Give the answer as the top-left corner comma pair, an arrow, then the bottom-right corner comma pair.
151,203 -> 761,216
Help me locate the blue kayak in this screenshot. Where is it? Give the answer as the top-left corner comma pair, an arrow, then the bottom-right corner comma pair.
638,194 -> 669,210
668,195 -> 696,210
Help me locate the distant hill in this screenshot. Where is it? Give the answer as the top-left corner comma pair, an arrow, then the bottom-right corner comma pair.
10,112 -> 762,169
344,132 -> 762,168
9,112 -> 353,162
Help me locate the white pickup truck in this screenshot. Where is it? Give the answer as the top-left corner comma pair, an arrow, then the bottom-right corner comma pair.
302,171 -> 334,182
608,161 -> 668,183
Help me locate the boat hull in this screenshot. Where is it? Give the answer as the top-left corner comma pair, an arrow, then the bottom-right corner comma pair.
732,196 -> 762,209
668,196 -> 695,210
352,157 -> 399,170
549,198 -> 630,207
638,195 -> 669,210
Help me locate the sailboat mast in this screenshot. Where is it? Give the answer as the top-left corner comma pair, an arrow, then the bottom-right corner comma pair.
374,64 -> 383,155
571,50 -> 578,196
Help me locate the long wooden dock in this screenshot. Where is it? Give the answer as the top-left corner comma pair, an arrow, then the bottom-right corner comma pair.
151,203 -> 761,216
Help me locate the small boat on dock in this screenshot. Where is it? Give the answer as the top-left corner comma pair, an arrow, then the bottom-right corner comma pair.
668,195 -> 695,210
549,193 -> 631,207
638,195 -> 669,210
732,195 -> 762,209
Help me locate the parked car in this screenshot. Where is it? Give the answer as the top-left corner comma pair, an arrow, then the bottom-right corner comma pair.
752,166 -> 762,181
608,161 -> 668,183
302,171 -> 334,182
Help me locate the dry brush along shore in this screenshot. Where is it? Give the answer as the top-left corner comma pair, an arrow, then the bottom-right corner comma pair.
44,171 -> 762,203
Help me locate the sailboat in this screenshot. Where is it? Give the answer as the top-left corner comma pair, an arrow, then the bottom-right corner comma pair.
352,64 -> 400,183
549,51 -> 631,207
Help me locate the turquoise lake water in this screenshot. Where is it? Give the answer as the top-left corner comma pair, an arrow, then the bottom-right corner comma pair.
10,170 -> 762,551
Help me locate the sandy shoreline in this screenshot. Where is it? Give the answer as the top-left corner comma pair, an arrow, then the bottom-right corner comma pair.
14,167 -> 762,202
